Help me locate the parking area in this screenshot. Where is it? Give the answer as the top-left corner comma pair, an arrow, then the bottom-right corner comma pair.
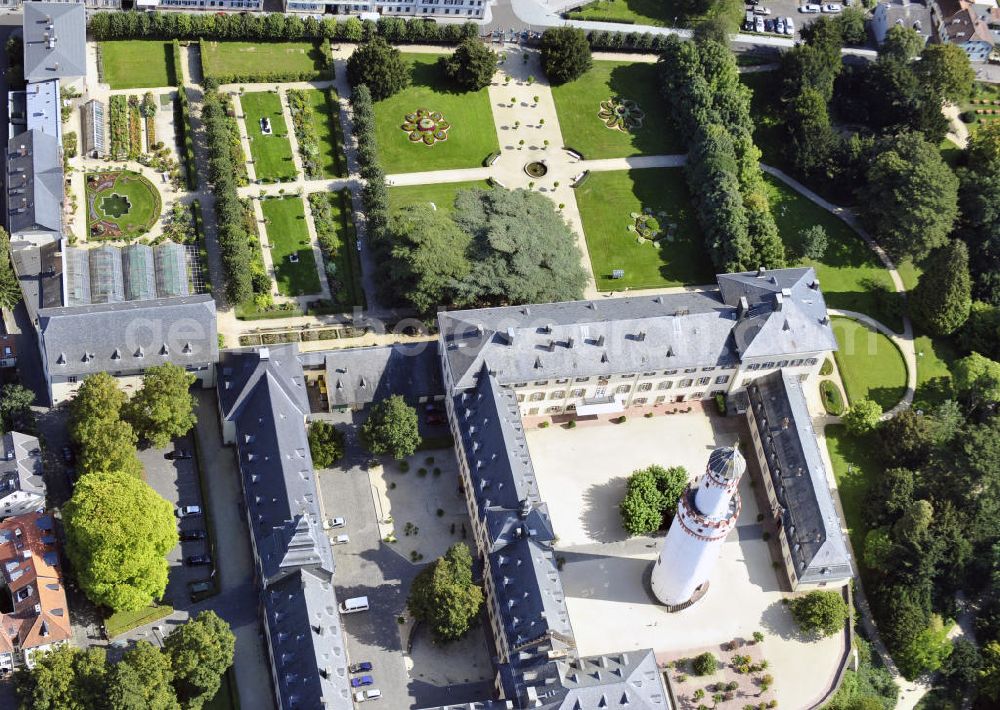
741,0 -> 842,39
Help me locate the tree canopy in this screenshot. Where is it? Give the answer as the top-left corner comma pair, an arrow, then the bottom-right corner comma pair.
163,611 -> 236,709
440,38 -> 497,90
407,543 -> 484,643
540,27 -> 592,85
953,352 -> 1000,411
910,240 -> 972,336
789,590 -> 849,637
914,43 -> 974,106
308,420 -> 345,469
0,226 -> 22,311
881,25 -> 925,62
843,398 -> 883,435
347,37 -> 410,100
63,470 -> 177,612
15,645 -> 107,710
107,641 -> 179,710
360,395 -> 421,460
124,362 -> 197,448
620,465 -> 689,536
69,372 -> 143,478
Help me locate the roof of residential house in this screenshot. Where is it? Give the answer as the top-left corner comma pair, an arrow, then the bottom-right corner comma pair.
0,513 -> 70,654
24,80 -> 61,141
875,1 -> 932,39
6,130 -> 63,237
453,369 -> 554,552
10,241 -> 61,324
218,346 -> 331,584
746,371 -> 852,585
941,4 -> 996,43
22,3 -> 86,83
0,432 -> 45,508
438,268 -> 835,391
36,294 -> 218,377
320,342 -> 444,408
262,569 -> 352,710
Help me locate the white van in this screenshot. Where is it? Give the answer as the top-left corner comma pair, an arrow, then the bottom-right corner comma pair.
354,689 -> 381,702
340,596 -> 370,614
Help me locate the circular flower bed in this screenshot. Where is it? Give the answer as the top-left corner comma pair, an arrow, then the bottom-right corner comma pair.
627,209 -> 665,244
598,97 -> 645,133
401,108 -> 451,146
524,161 -> 548,178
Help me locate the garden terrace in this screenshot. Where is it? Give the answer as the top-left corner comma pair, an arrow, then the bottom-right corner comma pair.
241,91 -> 297,183
373,53 -> 498,173
260,196 -> 321,296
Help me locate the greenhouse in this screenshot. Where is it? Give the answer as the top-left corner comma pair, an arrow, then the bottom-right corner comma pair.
154,241 -> 190,298
88,245 -> 126,304
123,244 -> 157,302
63,247 -> 92,307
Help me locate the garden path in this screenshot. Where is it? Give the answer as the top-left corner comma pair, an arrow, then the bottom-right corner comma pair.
943,102 -> 970,150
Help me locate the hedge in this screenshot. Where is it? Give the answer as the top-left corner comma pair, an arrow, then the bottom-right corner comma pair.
566,13 -> 635,23
109,95 -> 128,161
174,89 -> 197,190
171,38 -> 183,86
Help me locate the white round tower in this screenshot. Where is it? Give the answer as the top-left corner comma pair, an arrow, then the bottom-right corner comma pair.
650,446 -> 746,609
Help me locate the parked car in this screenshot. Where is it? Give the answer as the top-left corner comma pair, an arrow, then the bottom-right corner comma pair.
350,676 -> 375,688
333,534 -> 350,545
775,17 -> 785,33
753,5 -> 771,14
354,690 -> 381,702
349,662 -> 374,674
821,3 -> 842,11
800,3 -> 821,11
784,17 -> 795,33
176,505 -> 202,518
754,15 -> 765,31
185,554 -> 212,566
179,529 -> 207,541
326,517 -> 346,529
166,450 -> 193,460
764,18 -> 774,31
189,580 -> 213,601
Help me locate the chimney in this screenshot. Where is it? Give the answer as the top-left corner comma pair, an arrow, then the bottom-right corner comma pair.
738,296 -> 749,318
756,266 -> 766,277
774,293 -> 783,311
259,347 -> 270,360
636,331 -> 646,342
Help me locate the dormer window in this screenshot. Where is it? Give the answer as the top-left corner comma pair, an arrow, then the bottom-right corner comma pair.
182,342 -> 192,355
160,344 -> 169,356
56,353 -> 65,365
134,347 -> 144,358
111,349 -> 121,360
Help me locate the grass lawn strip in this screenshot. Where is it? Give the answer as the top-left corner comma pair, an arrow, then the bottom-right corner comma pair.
309,190 -> 364,309
825,423 -> 879,559
240,91 -> 297,182
306,88 -> 346,178
201,41 -> 325,81
261,196 -> 321,296
831,315 -> 908,410
563,0 -> 738,27
913,334 -> 957,406
388,180 -> 490,214
550,61 -> 683,159
105,603 -> 173,638
374,54 -> 499,174
575,168 -> 713,290
100,41 -> 175,89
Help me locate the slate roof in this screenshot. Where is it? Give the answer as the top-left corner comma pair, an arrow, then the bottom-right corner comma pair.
322,342 -> 444,408
550,650 -> 669,709
37,294 -> 218,377
746,371 -> 852,585
23,4 -> 86,83
262,569 -> 352,710
6,130 -> 63,238
0,432 -> 45,510
438,268 -> 835,391
24,80 -> 61,141
10,242 -> 61,324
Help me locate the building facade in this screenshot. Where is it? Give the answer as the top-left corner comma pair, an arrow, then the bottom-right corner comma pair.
0,433 -> 45,521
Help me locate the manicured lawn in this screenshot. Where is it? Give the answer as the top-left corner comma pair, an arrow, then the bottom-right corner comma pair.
105,603 -> 173,639
960,81 -> 1000,135
87,170 -> 162,238
576,168 -> 713,290
100,41 -> 176,89
766,175 -> 903,331
240,91 -> 297,182
825,423 -> 880,557
914,334 -> 957,406
550,61 -> 683,159
831,315 -> 908,410
201,41 -> 325,81
388,180 -> 489,214
374,54 -> 499,174
309,190 -> 365,309
564,0 -> 740,27
260,197 -> 321,296
304,88 -> 346,178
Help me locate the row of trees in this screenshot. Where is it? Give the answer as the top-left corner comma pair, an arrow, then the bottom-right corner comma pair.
957,123 -> 1000,306
17,611 -> 234,710
659,36 -> 785,273
88,11 -> 477,45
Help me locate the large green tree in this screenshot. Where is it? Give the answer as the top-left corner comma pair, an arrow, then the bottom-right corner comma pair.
953,352 -> 1000,410
862,132 -> 959,262
346,37 -> 410,100
360,394 -> 421,460
106,641 -> 179,710
63,470 -> 177,611
881,25 -> 925,62
440,38 -> 497,91
15,645 -> 107,710
910,240 -> 972,336
540,27 -> 592,85
70,372 -> 143,478
915,43 -> 974,105
407,543 -> 484,643
0,226 -> 21,310
981,640 -> 1000,702
620,465 -> 688,536
843,398 -> 883,435
125,362 -> 197,447
0,382 -> 35,433
163,611 -> 236,710
308,420 -> 345,469
789,590 -> 849,637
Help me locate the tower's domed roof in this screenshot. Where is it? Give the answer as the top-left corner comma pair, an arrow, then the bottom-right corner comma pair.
707,446 -> 746,482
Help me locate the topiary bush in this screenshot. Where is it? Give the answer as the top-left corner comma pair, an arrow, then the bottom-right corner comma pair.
692,652 -> 717,676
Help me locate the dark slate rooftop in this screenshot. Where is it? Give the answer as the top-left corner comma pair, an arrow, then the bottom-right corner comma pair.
262,569 -> 352,710
11,241 -> 61,324
438,268 -> 835,391
321,342 -> 444,408
746,371 -> 852,585
0,432 -> 45,505
23,4 -> 86,83
454,369 -> 553,551
218,345 -> 308,423
549,650 -> 669,709
6,130 -> 62,237
36,295 -> 218,377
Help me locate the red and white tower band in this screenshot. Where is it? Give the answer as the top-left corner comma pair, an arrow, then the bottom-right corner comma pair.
651,446 -> 746,608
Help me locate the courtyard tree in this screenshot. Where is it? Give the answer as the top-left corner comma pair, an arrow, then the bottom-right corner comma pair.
843,398 -> 883,435
15,645 -> 108,710
798,224 -> 829,261
620,465 -> 689,536
63,470 -> 177,612
861,132 -> 959,262
407,543 -> 484,643
910,240 -> 972,336
163,611 -> 236,709
540,27 -> 592,85
440,38 -> 497,91
107,641 -> 179,710
124,362 -> 198,447
308,420 -> 345,469
789,590 -> 849,637
69,372 -> 143,478
347,37 -> 410,100
360,395 -> 421,460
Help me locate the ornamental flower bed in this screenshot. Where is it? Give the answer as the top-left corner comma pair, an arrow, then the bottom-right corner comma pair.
598,97 -> 644,133
109,95 -> 129,161
400,108 -> 450,146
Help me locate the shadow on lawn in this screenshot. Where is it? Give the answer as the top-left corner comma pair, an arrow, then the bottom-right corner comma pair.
408,56 -> 469,96
607,63 -> 685,156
